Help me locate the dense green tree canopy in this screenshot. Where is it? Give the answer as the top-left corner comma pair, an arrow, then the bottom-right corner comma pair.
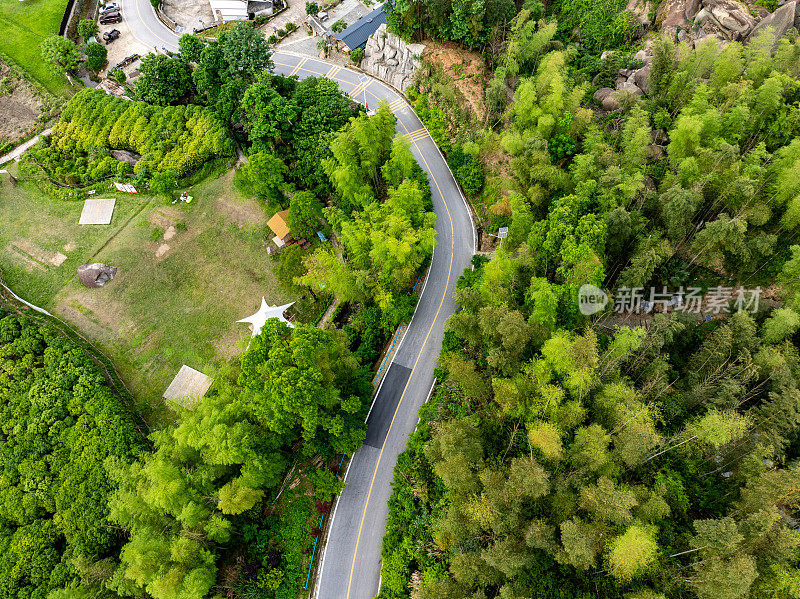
0,312 -> 143,599
134,54 -> 194,106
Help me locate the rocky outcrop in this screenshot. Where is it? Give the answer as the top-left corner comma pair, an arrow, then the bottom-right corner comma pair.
747,0 -> 799,44
361,24 -> 425,92
595,46 -> 653,109
627,0 -> 654,27
656,0 -> 690,36
594,88 -> 621,111
703,0 -> 757,38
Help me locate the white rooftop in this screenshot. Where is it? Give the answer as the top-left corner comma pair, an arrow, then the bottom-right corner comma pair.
209,0 -> 248,20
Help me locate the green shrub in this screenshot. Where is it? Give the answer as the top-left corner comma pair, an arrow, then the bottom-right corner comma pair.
412,93 -> 450,152
116,160 -> 132,176
77,19 -> 98,41
350,47 -> 365,64
277,28 -> 286,37
285,22 -> 298,32
556,0 -> 636,52
84,42 -> 107,72
447,144 -> 484,197
305,1 -> 320,14
331,19 -> 347,33
109,67 -> 126,85
268,35 -> 278,44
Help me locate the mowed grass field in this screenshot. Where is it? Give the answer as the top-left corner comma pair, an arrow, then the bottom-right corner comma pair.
0,0 -> 75,95
0,167 -> 292,421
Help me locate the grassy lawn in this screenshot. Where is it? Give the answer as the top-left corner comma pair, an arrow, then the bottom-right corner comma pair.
0,0 -> 75,96
0,167 -> 304,424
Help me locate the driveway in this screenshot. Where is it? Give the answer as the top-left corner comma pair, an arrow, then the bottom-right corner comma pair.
109,4 -> 476,597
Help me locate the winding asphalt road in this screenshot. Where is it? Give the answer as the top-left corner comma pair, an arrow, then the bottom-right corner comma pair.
118,4 -> 475,597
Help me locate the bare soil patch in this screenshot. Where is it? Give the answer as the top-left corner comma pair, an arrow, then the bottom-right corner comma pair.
213,171 -> 267,226
422,40 -> 487,122
0,60 -> 44,148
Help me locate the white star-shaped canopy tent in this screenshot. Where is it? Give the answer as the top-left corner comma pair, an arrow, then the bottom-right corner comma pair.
238,298 -> 295,337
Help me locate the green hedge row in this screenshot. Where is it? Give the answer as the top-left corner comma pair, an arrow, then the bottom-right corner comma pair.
47,88 -> 234,177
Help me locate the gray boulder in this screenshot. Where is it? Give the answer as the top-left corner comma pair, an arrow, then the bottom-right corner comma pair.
703,0 -> 757,38
77,263 -> 117,288
594,87 -> 621,111
656,0 -> 690,36
627,0 -> 653,26
685,0 -> 702,19
631,65 -> 651,93
747,0 -> 798,45
619,80 -> 645,96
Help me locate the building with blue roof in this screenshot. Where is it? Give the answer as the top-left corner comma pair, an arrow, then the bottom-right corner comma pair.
332,6 -> 388,52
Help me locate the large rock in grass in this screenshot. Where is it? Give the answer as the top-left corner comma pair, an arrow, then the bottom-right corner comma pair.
627,0 -> 654,27
77,263 -> 117,288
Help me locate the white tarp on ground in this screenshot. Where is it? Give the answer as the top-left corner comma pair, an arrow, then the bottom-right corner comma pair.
163,365 -> 214,408
209,0 -> 249,20
79,198 -> 116,225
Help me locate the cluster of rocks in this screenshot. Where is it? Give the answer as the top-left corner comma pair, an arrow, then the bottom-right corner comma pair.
655,0 -> 800,44
594,0 -> 800,111
361,24 -> 425,92
593,47 -> 654,111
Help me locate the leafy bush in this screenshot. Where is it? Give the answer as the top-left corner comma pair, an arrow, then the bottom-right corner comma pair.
108,67 -> 126,84
84,42 -> 107,72
268,34 -> 278,44
305,1 -> 320,14
77,18 -> 98,41
447,144 -> 484,197
277,28 -> 286,37
285,22 -> 298,32
350,47 -> 364,64
556,0 -> 636,52
411,93 -> 450,152
331,19 -> 347,33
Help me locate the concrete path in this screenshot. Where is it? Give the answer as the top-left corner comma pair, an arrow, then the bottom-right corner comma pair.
0,129 -> 51,165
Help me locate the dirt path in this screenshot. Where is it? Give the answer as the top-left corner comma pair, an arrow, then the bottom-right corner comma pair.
0,128 -> 51,165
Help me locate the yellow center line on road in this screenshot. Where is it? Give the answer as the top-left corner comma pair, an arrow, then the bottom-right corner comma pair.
289,58 -> 308,77
387,98 -> 406,113
402,128 -> 430,143
343,82 -> 457,599
273,60 -> 385,105
325,65 -> 343,79
273,58 -> 459,599
128,0 -> 178,50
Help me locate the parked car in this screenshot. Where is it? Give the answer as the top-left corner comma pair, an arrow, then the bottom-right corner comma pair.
99,3 -> 119,14
100,12 -> 122,24
115,53 -> 140,69
103,29 -> 121,43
